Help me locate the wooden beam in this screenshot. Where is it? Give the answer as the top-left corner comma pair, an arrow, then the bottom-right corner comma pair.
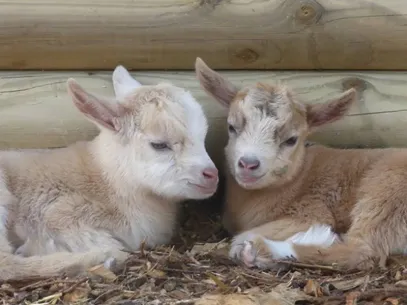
1,70 -> 407,169
1,0 -> 407,70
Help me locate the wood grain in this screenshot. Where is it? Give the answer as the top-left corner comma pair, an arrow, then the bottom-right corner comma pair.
1,0 -> 407,70
2,70 -> 407,168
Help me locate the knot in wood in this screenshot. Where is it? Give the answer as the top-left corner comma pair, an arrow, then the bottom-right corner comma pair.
295,1 -> 323,25
233,48 -> 259,64
342,77 -> 367,92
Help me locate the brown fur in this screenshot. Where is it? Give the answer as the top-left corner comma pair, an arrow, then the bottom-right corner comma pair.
195,57 -> 407,271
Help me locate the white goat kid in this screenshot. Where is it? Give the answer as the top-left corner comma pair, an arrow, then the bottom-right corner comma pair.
0,65 -> 218,281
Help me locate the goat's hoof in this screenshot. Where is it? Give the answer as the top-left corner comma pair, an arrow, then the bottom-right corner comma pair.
103,257 -> 117,270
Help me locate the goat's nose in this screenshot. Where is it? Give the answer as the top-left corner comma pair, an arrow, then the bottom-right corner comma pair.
202,167 -> 218,180
238,156 -> 260,170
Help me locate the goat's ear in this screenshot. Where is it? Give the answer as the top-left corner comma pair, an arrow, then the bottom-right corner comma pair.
195,57 -> 238,107
306,88 -> 357,131
112,65 -> 142,100
67,78 -> 126,132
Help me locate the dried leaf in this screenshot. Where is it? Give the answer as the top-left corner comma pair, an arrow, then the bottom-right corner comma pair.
207,272 -> 230,292
328,276 -> 366,291
147,269 -> 167,279
385,297 -> 400,305
345,291 -> 360,305
87,264 -> 117,282
243,287 -> 262,295
196,283 -> 313,305
202,279 -> 217,286
395,271 -> 402,281
32,293 -> 63,304
63,286 -> 90,303
303,279 -> 323,297
269,283 -> 314,305
190,242 -> 228,256
196,294 -> 258,305
395,280 -> 407,287
164,280 -> 177,292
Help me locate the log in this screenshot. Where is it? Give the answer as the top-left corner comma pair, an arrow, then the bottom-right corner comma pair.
1,0 -> 407,70
1,70 -> 407,168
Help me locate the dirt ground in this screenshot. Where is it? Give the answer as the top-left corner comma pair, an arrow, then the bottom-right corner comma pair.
1,200 -> 407,305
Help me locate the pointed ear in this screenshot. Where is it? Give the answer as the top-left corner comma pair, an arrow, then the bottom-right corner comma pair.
112,65 -> 142,100
195,57 -> 238,107
306,88 -> 357,131
67,78 -> 125,132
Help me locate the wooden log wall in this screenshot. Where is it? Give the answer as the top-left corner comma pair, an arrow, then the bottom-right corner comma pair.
0,0 -> 407,70
2,0 -> 407,168
2,71 -> 407,168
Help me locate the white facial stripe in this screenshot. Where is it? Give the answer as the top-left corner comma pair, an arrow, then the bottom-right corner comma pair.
177,90 -> 208,142
98,81 -> 217,201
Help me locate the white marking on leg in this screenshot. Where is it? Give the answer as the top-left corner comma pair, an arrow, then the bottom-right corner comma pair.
264,239 -> 297,260
103,257 -> 117,270
287,224 -> 339,248
230,231 -> 297,262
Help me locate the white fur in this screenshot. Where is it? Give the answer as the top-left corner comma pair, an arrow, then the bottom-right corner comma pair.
0,205 -> 7,233
97,68 -> 218,202
85,68 -> 219,247
229,231 -> 296,261
112,65 -> 142,99
229,224 -> 338,266
287,224 -> 339,248
0,67 -> 220,281
264,239 -> 296,260
229,231 -> 257,260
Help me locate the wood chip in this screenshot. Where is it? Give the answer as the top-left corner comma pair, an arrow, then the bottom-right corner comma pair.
328,276 -> 367,291
87,264 -> 118,282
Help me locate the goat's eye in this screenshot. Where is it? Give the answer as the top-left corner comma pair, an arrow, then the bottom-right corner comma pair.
228,124 -> 237,133
284,136 -> 298,146
150,142 -> 170,151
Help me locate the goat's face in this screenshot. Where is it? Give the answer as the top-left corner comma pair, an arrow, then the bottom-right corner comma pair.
224,84 -> 309,189
195,58 -> 357,190
67,66 -> 218,200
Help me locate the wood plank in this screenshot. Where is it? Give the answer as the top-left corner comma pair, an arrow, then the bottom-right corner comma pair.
1,0 -> 407,70
2,70 -> 407,169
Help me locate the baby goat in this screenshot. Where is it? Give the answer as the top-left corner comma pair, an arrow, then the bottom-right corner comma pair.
0,66 -> 218,281
195,57 -> 407,271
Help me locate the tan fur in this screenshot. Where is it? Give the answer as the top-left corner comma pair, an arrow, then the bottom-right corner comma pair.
0,65 -> 218,281
195,57 -> 407,272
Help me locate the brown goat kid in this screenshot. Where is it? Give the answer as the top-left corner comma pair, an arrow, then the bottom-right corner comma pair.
0,65 -> 218,281
195,57 -> 407,271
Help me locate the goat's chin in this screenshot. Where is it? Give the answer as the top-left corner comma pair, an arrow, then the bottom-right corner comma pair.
185,183 -> 217,200
234,170 -> 286,190
235,177 -> 266,190
158,183 -> 217,201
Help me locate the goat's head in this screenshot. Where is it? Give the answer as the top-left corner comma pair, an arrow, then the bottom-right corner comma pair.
195,58 -> 357,190
67,65 -> 218,200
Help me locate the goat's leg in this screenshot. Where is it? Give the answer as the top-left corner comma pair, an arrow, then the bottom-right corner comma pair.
229,214 -> 338,269
12,195 -> 131,276
291,166 -> 407,271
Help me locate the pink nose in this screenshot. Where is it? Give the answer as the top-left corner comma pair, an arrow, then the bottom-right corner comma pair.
202,167 -> 218,180
238,156 -> 260,170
